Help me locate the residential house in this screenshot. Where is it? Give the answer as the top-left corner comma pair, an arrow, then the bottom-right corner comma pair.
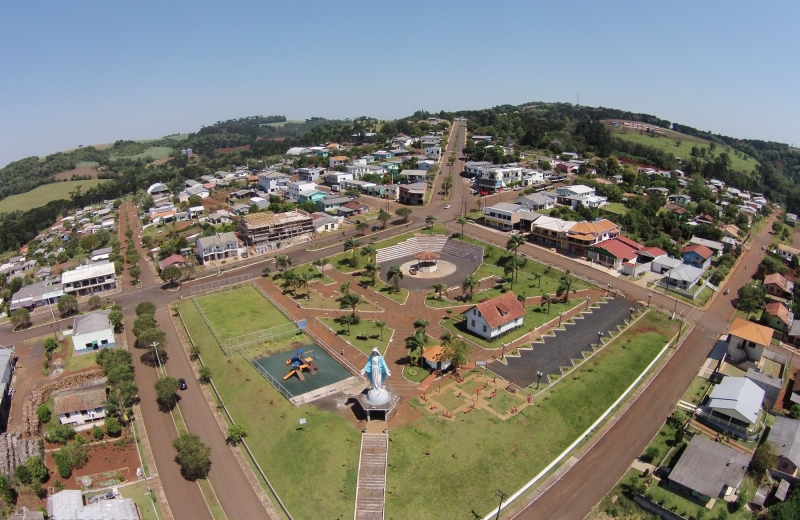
207,211 -> 232,225
287,181 -> 317,201
373,150 -> 394,160
555,184 -> 595,199
54,382 -> 107,425
471,135 -> 492,142
788,321 -> 800,348
482,203 -> 526,231
668,194 -> 692,205
667,435 -> 750,506
661,264 -> 704,291
185,179 -> 200,188
645,186 -> 670,198
424,146 -> 442,160
475,166 -> 524,193
707,376 -> 765,427
231,203 -> 250,216
238,212 -> 314,246
258,171 -> 289,194
196,232 -> 240,264
514,192 -> 556,211
329,155 -> 349,169
587,236 -> 644,270
72,311 -> 115,354
61,263 -> 116,297
346,162 -> 387,179
665,203 -> 688,217
90,247 -> 112,263
722,225 -> 742,240
10,281 -> 64,311
726,318 -> 773,362
342,201 -> 368,215
464,161 -> 493,176
529,216 -> 575,249
0,348 -> 16,431
399,183 -> 427,205
680,244 -> 713,270
767,416 -> 800,476
298,167 -> 326,182
777,244 -> 800,263
310,213 -> 341,233
462,292 -> 526,339
317,196 -> 352,213
158,254 -> 186,271
399,170 -> 428,184
634,246 -> 667,265
746,368 -> 783,408
297,190 -> 328,204
47,489 -> 139,520
340,179 -> 376,193
417,159 -> 436,170
762,302 -> 791,336
325,171 -> 354,185
763,273 -> 794,302
689,236 -> 724,257
565,219 -> 619,256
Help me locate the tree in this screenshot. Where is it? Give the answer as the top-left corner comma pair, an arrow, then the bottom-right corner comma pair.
405,330 -> 428,367
26,456 -> 47,484
275,254 -> 292,271
432,282 -> 448,300
173,433 -> 211,480
106,383 -> 137,424
104,416 -> 122,436
198,365 -> 213,383
155,376 -> 180,411
129,264 -> 141,282
136,301 -> 156,318
10,308 -> 30,330
339,292 -> 365,317
108,310 -> 123,332
737,284 -> 766,313
297,271 -> 315,299
457,215 -> 468,235
160,265 -> 182,286
462,275 -> 478,300
0,474 -> 14,505
425,215 -> 436,229
355,219 -> 369,236
188,194 -> 203,206
506,234 -> 525,258
413,318 -> 429,336
340,281 -> 351,295
790,403 -> 800,420
344,238 -> 361,267
442,339 -> 471,371
396,207 -> 412,223
556,272 -> 573,303
377,208 -> 390,228
337,314 -> 356,334
361,245 -> 377,263
88,295 -> 102,310
312,257 -> 329,275
375,321 -> 386,340
750,442 -> 778,480
36,403 -> 51,424
226,424 -> 248,446
363,262 -> 379,285
541,293 -> 552,313
57,294 -> 78,316
16,464 -> 31,485
768,487 -> 800,519
387,265 -> 404,292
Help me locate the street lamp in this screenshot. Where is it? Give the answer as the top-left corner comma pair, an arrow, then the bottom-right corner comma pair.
647,293 -> 653,307
151,342 -> 164,372
606,283 -> 611,296
676,314 -> 684,345
558,312 -> 564,327
585,297 -> 591,311
536,371 -> 544,389
629,307 -> 635,320
597,331 -> 603,347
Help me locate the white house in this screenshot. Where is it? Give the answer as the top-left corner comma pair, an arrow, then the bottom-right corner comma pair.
61,262 -> 116,297
482,202 -> 526,231
707,376 -> 765,426
462,292 -> 526,339
54,383 -> 107,426
726,318 -> 773,362
258,172 -> 289,194
196,232 -> 239,264
555,185 -> 595,198
287,181 -> 317,200
72,310 -> 115,354
48,489 -> 139,520
424,146 -> 442,160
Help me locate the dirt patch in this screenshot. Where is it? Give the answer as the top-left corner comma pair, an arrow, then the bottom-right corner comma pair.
45,435 -> 139,490
217,145 -> 251,154
52,166 -> 98,181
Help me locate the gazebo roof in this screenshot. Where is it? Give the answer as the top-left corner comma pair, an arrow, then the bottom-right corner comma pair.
415,251 -> 440,261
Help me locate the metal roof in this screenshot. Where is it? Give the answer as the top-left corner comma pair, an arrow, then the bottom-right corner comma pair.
708,376 -> 765,424
73,310 -> 112,336
60,263 -> 115,284
669,435 -> 750,499
767,416 -> 800,468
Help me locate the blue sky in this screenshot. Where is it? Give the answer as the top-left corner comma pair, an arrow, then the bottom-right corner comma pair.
1,1 -> 798,167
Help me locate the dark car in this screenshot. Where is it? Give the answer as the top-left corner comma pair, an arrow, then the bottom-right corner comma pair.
178,378 -> 187,390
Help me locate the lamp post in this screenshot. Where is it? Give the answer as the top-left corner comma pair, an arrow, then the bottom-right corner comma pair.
606,283 -> 611,296
672,297 -> 678,320
647,293 -> 653,307
585,297 -> 590,311
629,307 -> 635,320
597,331 -> 603,348
558,312 -> 564,327
676,314 -> 684,345
151,342 -> 164,373
536,371 -> 543,389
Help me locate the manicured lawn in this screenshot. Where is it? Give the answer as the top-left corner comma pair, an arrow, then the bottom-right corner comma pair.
115,146 -> 174,160
439,298 -> 585,349
65,343 -> 101,372
177,301 -> 360,520
193,285 -> 291,340
0,179 -> 107,213
682,376 -> 710,406
119,481 -> 165,520
402,366 -> 429,383
292,288 -> 383,312
318,317 -> 393,356
640,420 -> 681,467
386,310 -> 679,519
370,278 -> 409,305
723,363 -> 746,377
601,202 -> 629,216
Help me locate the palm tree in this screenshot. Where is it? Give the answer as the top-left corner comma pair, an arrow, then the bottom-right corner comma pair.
282,269 -> 298,293
425,215 -> 436,229
344,238 -> 361,267
462,274 -> 478,301
432,282 -> 448,300
541,293 -> 552,313
457,215 -> 467,235
375,321 -> 386,340
507,234 -> 525,258
275,254 -> 291,271
298,271 -> 315,300
533,272 -> 542,288
355,219 -> 369,236
440,331 -> 454,347
556,271 -> 573,303
340,281 -> 351,295
338,314 -> 356,334
387,265 -> 404,292
361,245 -> 377,263
405,330 -> 428,367
413,318 -> 429,336
313,257 -> 329,276
363,262 -> 379,285
517,293 -> 527,305
339,292 -> 365,317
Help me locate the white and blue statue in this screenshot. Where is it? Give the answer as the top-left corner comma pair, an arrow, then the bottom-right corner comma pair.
361,348 -> 392,405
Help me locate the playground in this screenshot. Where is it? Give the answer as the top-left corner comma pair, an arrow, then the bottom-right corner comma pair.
252,345 -> 354,397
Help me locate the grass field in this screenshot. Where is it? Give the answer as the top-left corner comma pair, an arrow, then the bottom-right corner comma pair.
611,128 -> 757,174
0,179 -> 107,213
193,285 -> 291,340
260,119 -> 304,127
114,146 -> 174,161
177,301 -> 359,520
601,202 -> 629,216
119,481 -> 165,520
65,342 -> 101,372
318,317 -> 393,355
682,376 -> 710,406
386,311 -> 679,519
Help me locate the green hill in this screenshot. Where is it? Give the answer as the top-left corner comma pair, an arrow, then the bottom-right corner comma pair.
0,179 -> 107,214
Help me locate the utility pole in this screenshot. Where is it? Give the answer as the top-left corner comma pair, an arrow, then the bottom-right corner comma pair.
495,489 -> 508,520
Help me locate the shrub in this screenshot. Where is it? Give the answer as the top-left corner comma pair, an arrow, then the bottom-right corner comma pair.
26,457 -> 47,484
15,465 -> 31,485
36,404 -> 51,424
92,426 -> 104,440
53,452 -> 72,479
640,446 -> 659,463
173,433 -> 211,480
104,416 -> 122,437
44,424 -> 76,444
226,424 -> 248,446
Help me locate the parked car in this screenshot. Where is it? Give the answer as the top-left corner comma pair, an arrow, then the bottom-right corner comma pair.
178,378 -> 187,390
444,204 -> 451,209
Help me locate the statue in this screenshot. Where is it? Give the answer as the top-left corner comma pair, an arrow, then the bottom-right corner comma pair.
361,348 -> 392,405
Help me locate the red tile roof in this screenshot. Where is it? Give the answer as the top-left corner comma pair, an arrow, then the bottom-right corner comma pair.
764,273 -> 790,292
638,246 -> 667,259
471,292 -> 526,330
680,244 -> 713,260
765,302 -> 790,324
158,254 -> 186,271
592,236 -> 643,261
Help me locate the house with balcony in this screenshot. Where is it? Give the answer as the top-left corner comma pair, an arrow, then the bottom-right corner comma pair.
529,216 -> 575,249
298,167 -> 327,182
565,219 -> 619,256
54,380 -> 107,426
482,203 -> 526,231
476,166 -> 524,194
61,263 -> 116,297
258,171 -> 289,194
399,183 -> 427,205
514,192 -> 556,211
287,181 -> 317,201
196,232 -> 240,264
399,170 -> 428,184
329,155 -> 349,169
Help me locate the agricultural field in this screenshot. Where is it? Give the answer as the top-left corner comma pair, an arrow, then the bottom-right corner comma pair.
0,179 -> 107,213
260,119 -> 304,127
113,146 -> 174,161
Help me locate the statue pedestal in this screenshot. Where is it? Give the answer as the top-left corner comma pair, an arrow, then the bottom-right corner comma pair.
356,388 -> 400,422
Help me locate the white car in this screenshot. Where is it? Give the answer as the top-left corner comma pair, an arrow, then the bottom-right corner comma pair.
444,204 -> 451,209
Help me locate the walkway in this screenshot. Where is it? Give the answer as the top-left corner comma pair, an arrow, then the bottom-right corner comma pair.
354,432 -> 388,520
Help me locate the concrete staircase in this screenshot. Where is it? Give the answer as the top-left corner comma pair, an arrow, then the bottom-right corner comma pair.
354,433 -> 389,520
441,239 -> 483,263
